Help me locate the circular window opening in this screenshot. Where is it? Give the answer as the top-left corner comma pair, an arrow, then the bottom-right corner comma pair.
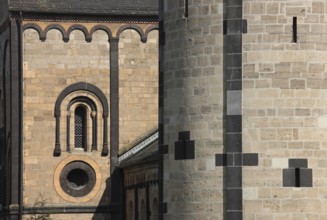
60,161 -> 96,197
67,169 -> 89,190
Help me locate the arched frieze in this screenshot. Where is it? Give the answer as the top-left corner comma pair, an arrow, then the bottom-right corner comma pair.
22,23 -> 45,42
23,23 -> 157,43
116,24 -> 146,43
43,24 -> 69,42
67,24 -> 92,42
90,25 -> 113,41
144,25 -> 159,40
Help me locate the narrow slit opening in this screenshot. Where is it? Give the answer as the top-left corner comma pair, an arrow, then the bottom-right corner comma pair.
184,0 -> 188,18
292,17 -> 297,43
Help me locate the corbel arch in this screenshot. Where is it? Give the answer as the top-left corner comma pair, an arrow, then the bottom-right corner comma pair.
43,24 -> 69,42
90,25 -> 113,41
67,24 -> 92,42
23,23 -> 45,41
144,25 -> 159,40
116,24 -> 146,43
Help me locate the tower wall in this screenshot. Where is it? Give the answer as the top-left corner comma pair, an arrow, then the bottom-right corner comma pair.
162,0 -> 224,219
243,1 -> 327,219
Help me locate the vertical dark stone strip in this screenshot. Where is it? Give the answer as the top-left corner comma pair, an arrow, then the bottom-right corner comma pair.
109,37 -> 121,220
135,188 -> 139,220
94,115 -> 97,150
66,114 -> 70,152
223,0 -> 243,219
1,38 -> 6,207
3,38 -> 10,211
91,114 -> 96,151
54,116 -> 61,155
18,14 -> 23,220
146,183 -> 150,220
109,37 -> 119,167
102,116 -> 108,155
121,170 -> 126,220
158,0 -> 165,219
9,18 -> 20,211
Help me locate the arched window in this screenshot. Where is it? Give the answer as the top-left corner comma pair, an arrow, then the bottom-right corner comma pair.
74,106 -> 87,149
54,82 -> 109,156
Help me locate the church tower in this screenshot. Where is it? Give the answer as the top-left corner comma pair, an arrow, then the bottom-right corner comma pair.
0,0 -> 158,219
160,0 -> 327,220
159,0 -> 226,219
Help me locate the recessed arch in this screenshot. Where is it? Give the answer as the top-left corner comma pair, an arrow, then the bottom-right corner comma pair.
54,82 -> 109,156
67,24 -> 91,42
90,25 -> 112,41
116,24 -> 146,43
23,23 -> 45,41
44,24 -> 69,42
144,25 -> 159,40
67,96 -> 97,112
55,82 -> 108,117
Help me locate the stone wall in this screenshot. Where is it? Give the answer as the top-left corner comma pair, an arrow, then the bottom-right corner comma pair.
23,27 -> 111,211
124,162 -> 158,220
0,0 -> 8,25
243,1 -> 327,219
119,30 -> 158,147
163,0 -> 224,219
22,21 -> 158,219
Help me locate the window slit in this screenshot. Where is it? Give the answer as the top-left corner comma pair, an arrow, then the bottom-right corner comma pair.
292,17 -> 297,43
184,0 -> 188,18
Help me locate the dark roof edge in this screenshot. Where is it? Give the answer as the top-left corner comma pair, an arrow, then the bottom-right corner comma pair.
9,11 -> 158,23
118,128 -> 158,156
119,153 -> 158,169
9,8 -> 158,15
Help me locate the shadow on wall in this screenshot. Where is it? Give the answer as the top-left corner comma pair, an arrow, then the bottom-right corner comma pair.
92,169 -> 122,220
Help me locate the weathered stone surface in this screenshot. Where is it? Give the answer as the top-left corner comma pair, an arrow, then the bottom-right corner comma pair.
22,21 -> 158,220
243,1 -> 327,219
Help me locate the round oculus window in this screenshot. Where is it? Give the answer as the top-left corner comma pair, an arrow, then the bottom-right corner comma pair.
59,161 -> 96,197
